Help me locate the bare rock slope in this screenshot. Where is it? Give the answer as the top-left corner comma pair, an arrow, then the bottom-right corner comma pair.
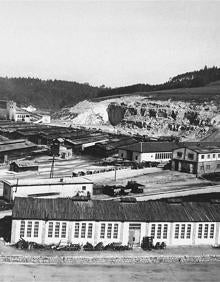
54,96 -> 219,140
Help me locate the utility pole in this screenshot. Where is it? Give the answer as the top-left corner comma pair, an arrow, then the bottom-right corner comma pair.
50,155 -> 55,178
115,166 -> 117,181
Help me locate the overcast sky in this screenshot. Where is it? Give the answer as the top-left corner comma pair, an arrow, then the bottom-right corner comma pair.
0,0 -> 219,87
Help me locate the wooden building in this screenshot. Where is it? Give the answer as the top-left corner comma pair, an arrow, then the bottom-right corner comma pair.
9,161 -> 39,173
0,139 -> 37,163
11,197 -> 220,246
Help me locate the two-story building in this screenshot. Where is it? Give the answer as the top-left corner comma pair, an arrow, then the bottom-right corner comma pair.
172,144 -> 220,176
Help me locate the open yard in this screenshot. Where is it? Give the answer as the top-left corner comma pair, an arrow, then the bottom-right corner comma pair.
0,152 -> 218,200
0,263 -> 220,282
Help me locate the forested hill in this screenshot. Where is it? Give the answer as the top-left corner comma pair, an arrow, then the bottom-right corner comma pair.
0,66 -> 220,111
98,66 -> 220,98
0,77 -> 101,110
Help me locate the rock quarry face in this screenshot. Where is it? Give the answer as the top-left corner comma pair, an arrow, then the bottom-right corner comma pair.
53,96 -> 219,140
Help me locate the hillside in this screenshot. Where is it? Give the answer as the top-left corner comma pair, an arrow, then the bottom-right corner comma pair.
94,82 -> 220,103
0,66 -> 220,111
0,77 -> 101,110
54,93 -> 219,140
97,66 -> 220,99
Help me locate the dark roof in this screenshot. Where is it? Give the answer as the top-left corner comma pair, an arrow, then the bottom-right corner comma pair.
11,161 -> 38,168
119,141 -> 220,154
119,142 -> 178,153
12,197 -> 220,222
0,139 -> 36,153
185,146 -> 220,154
174,142 -> 220,154
96,137 -> 137,151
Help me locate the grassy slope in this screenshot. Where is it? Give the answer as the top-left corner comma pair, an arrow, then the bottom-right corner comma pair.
93,81 -> 220,102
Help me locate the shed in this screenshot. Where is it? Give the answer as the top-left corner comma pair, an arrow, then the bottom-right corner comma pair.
9,161 -> 39,173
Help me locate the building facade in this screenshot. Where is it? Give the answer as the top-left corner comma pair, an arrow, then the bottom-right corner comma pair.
11,197 -> 220,246
172,145 -> 220,176
118,142 -> 178,163
2,177 -> 93,201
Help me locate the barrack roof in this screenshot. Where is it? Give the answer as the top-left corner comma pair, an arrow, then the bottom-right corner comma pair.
119,141 -> 220,154
119,142 -> 179,153
0,139 -> 36,153
10,161 -> 38,168
12,197 -> 220,222
2,177 -> 93,187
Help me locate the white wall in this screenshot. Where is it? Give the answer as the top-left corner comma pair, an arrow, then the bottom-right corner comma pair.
11,220 -> 123,246
7,182 -> 93,201
13,219 -> 44,244
198,152 -> 220,162
11,219 -> 220,246
15,114 -> 30,123
118,149 -> 172,163
140,152 -> 172,163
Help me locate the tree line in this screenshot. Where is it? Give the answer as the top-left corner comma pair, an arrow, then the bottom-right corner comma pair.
0,77 -> 100,111
98,66 -> 220,97
0,66 -> 219,111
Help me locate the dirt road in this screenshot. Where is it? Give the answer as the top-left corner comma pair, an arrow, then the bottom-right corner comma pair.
0,263 -> 219,282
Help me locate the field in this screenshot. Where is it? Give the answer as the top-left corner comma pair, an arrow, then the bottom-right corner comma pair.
93,81 -> 220,103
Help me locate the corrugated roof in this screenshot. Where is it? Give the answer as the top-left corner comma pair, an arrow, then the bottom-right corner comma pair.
11,161 -> 38,167
119,142 -> 220,154
3,176 -> 93,187
119,142 -> 179,153
12,197 -> 220,222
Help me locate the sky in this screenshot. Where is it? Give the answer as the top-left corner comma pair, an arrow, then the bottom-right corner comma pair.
0,0 -> 219,87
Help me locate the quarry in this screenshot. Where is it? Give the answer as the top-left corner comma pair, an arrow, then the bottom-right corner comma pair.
53,96 -> 219,141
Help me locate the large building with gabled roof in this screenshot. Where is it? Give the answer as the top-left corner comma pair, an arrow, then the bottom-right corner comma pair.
118,142 -> 179,163
10,197 -> 220,247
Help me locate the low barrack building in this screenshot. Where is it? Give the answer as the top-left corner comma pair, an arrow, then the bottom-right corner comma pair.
2,177 -> 93,202
0,139 -> 37,163
118,142 -> 178,163
9,161 -> 39,173
11,197 -> 220,246
172,144 -> 220,176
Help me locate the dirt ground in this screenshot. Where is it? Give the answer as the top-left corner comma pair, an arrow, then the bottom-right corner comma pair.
0,153 -> 217,201
0,263 -> 220,282
1,238 -> 220,258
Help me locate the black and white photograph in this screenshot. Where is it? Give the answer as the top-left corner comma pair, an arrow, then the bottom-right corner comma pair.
0,0 -> 220,281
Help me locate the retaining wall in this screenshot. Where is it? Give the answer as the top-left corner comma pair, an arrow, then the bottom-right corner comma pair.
0,254 -> 220,265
